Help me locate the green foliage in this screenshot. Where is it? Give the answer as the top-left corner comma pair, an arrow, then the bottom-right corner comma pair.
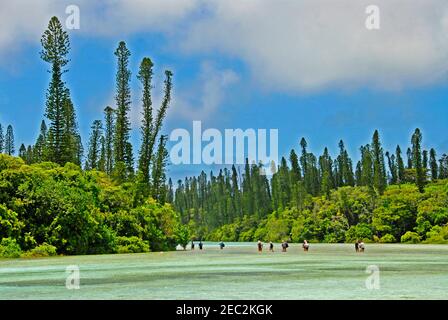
0,238 -> 22,258
400,231 -> 421,244
423,225 -> 448,244
345,224 -> 373,242
379,234 -> 396,243
22,243 -> 57,258
0,154 -> 182,256
116,236 -> 149,253
174,224 -> 191,249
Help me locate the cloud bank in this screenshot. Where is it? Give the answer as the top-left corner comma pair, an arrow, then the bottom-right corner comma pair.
2,0 -> 448,93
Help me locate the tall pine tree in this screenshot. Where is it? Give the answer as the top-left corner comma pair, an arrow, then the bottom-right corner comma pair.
411,128 -> 425,193
86,120 -> 103,170
103,106 -> 115,175
0,124 -> 3,153
40,17 -> 72,165
5,125 -> 15,155
429,148 -> 438,180
113,41 -> 132,180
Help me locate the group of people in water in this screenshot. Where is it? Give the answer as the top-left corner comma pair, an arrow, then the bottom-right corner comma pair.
188,239 -> 366,253
257,240 -> 309,252
190,240 -> 204,250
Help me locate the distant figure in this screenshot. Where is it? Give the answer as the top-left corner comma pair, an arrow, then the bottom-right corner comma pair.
302,240 -> 310,252
359,241 -> 365,253
199,241 -> 203,250
257,240 -> 263,252
191,241 -> 195,250
269,241 -> 274,252
219,241 -> 225,250
355,240 -> 359,253
281,240 -> 289,252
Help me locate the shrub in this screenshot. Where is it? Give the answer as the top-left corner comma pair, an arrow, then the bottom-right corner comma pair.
174,225 -> 191,250
116,236 -> 150,253
423,225 -> 448,244
379,234 -> 396,243
22,243 -> 57,258
345,223 -> 373,242
400,231 -> 421,244
0,238 -> 22,258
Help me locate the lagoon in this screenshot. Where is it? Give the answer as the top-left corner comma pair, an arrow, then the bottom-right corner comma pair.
0,243 -> 447,300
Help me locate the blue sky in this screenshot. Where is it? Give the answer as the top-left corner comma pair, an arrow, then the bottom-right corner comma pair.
0,1 -> 447,181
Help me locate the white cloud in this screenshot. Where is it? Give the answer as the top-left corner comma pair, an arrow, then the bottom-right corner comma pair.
171,62 -> 239,121
1,0 -> 448,93
180,0 -> 448,92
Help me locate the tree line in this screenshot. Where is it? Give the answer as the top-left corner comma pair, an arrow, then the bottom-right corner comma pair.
173,129 -> 448,236
4,16 -> 172,202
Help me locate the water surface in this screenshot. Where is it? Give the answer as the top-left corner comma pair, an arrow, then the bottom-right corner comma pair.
1,243 -> 447,299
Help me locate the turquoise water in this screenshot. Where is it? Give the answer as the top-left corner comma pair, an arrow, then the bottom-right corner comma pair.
0,243 -> 447,300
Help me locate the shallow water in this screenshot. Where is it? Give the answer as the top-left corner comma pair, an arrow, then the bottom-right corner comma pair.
1,243 -> 447,300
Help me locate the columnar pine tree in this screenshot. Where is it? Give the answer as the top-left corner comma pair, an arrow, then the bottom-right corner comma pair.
113,41 -> 132,180
411,128 -> 425,193
137,57 -> 154,185
86,120 -> 103,170
40,17 -> 71,165
98,136 -> 106,172
371,130 -> 387,194
151,135 -> 169,202
103,106 -> 115,175
396,145 -> 405,184
289,149 -> 301,183
19,144 -> 26,159
166,178 -> 174,204
429,148 -> 438,180
422,150 -> 428,172
406,147 -> 413,169
319,147 -> 333,197
26,145 -> 33,164
34,120 -> 48,162
0,124 -> 3,153
61,88 -> 82,165
439,154 -> 448,179
5,125 -> 15,155
360,145 -> 373,191
385,151 -> 397,184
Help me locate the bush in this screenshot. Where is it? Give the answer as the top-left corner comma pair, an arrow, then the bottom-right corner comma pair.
345,223 -> 373,242
379,234 -> 396,243
400,231 -> 421,244
174,225 -> 191,249
423,225 -> 448,244
22,243 -> 57,258
116,236 -> 150,253
0,238 -> 22,258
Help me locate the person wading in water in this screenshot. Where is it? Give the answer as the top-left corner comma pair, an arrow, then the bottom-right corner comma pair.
281,240 -> 289,252
302,240 -> 310,252
269,241 -> 274,252
257,240 -> 263,253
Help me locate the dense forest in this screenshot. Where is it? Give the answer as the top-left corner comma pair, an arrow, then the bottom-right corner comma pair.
173,129 -> 448,244
0,17 -> 447,258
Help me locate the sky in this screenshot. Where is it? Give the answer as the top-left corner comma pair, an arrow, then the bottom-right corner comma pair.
0,0 -> 447,182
